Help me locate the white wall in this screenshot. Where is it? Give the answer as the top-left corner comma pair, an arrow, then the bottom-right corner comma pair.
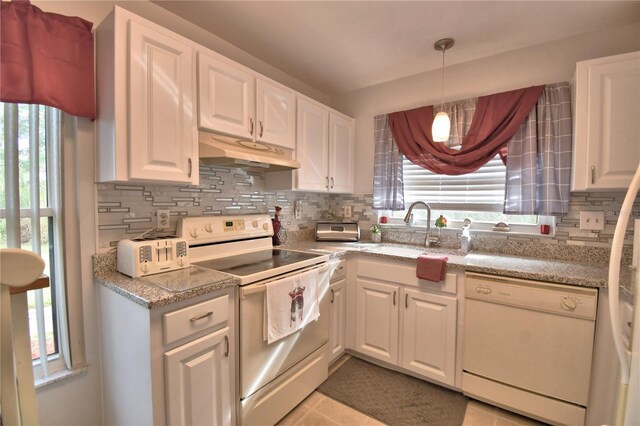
333,23 -> 640,194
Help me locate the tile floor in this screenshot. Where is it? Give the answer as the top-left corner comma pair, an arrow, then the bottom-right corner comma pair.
278,355 -> 545,426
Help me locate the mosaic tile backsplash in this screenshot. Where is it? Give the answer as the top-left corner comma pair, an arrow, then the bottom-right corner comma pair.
98,166 -> 639,255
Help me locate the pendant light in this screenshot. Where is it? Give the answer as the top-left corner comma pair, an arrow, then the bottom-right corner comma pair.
432,38 -> 454,142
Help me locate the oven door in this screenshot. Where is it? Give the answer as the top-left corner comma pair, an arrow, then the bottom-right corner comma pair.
239,263 -> 330,400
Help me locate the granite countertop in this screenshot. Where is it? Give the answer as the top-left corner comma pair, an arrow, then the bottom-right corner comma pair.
94,241 -> 636,309
93,253 -> 240,309
282,241 -> 636,300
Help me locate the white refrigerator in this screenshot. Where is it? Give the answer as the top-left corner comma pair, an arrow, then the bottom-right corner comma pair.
608,162 -> 640,425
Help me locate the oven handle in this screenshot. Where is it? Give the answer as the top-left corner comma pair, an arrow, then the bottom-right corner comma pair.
239,263 -> 329,299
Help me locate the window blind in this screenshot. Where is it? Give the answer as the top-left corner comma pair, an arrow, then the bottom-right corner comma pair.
402,155 -> 506,212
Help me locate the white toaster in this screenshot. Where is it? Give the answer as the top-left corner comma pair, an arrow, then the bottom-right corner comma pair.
117,237 -> 190,278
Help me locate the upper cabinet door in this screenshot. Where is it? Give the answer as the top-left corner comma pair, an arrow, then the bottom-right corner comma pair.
256,79 -> 296,149
572,51 -> 640,191
198,52 -> 255,140
128,20 -> 196,183
296,98 -> 330,191
328,113 -> 355,193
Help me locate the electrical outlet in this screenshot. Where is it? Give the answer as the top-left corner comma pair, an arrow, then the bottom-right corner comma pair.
294,200 -> 302,220
343,205 -> 353,218
579,211 -> 605,231
157,209 -> 171,229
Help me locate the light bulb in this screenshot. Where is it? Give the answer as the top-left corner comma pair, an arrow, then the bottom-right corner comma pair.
432,111 -> 450,142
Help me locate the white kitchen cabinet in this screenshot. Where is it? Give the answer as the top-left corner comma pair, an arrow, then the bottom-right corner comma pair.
165,327 -> 232,426
198,52 -> 255,141
265,98 -> 355,193
328,112 -> 355,193
296,98 -> 330,191
401,288 -> 457,386
98,286 -> 236,425
256,79 -> 296,149
352,258 -> 459,387
197,51 -> 296,150
329,270 -> 347,363
572,51 -> 640,191
96,7 -> 198,184
355,278 -> 399,364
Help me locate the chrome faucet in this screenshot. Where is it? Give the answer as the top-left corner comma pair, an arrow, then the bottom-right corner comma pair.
403,201 -> 439,247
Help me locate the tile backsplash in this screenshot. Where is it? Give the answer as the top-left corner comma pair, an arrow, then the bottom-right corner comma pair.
97,166 -> 639,254
97,166 -> 332,250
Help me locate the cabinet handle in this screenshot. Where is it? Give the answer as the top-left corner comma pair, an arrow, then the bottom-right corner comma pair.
330,177 -> 334,189
190,311 -> 213,322
250,118 -> 254,135
393,291 -> 396,306
325,176 -> 329,190
591,166 -> 595,184
405,293 -> 408,309
259,120 -> 264,138
224,335 -> 229,357
330,288 -> 334,303
188,158 -> 192,178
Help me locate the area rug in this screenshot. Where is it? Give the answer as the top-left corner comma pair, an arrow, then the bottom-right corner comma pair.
318,357 -> 468,426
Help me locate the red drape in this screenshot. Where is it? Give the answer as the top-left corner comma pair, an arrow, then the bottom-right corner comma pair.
0,0 -> 95,119
388,86 -> 544,175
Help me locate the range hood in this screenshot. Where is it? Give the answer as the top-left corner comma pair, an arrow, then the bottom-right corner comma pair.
198,131 -> 300,171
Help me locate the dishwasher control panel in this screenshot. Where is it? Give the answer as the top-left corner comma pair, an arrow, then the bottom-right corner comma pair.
466,273 -> 598,320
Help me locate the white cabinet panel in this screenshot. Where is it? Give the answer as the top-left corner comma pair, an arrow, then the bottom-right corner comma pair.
296,98 -> 330,191
401,288 -> 457,386
329,278 -> 347,362
198,52 -> 255,140
572,51 -> 640,191
257,79 -> 296,149
165,327 -> 232,426
355,279 -> 399,364
97,8 -> 197,184
329,113 -> 355,193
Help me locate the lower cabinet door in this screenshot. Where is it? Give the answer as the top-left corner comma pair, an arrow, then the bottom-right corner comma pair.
165,327 -> 232,426
401,288 -> 457,385
329,278 -> 347,362
355,279 -> 399,364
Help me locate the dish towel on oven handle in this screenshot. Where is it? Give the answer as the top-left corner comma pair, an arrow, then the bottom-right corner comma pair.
416,254 -> 448,282
264,267 -> 320,344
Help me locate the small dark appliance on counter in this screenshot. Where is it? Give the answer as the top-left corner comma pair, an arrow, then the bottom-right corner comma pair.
315,222 -> 360,242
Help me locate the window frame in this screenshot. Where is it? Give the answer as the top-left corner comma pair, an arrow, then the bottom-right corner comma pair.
1,103 -> 73,383
392,153 -> 548,234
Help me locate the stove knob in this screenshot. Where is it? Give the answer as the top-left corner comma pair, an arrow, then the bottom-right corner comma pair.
141,262 -> 149,274
252,220 -> 259,228
190,228 -> 198,238
204,223 -> 213,233
262,223 -> 269,230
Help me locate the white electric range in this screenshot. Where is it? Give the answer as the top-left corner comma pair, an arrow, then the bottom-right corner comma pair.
177,215 -> 331,425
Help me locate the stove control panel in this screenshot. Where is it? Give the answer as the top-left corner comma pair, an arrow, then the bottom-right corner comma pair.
117,237 -> 190,278
177,214 -> 274,245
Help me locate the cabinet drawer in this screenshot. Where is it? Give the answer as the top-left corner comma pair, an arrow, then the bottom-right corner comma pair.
357,258 -> 457,295
163,294 -> 229,345
330,259 -> 347,282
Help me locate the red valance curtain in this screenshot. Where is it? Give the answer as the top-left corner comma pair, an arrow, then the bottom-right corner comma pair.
388,86 -> 543,175
0,0 -> 95,119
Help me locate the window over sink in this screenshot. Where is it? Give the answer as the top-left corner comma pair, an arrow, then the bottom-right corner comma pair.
385,155 -> 542,231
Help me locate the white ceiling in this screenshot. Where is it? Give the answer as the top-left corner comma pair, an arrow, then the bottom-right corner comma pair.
153,1 -> 640,95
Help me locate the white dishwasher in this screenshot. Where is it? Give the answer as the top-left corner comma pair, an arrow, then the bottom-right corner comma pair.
462,272 -> 598,426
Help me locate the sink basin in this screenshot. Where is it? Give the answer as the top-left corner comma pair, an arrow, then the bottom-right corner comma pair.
366,246 -> 425,257
365,245 -> 465,257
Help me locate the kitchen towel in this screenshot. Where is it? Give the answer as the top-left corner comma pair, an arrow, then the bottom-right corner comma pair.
264,268 -> 320,344
416,254 -> 448,282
